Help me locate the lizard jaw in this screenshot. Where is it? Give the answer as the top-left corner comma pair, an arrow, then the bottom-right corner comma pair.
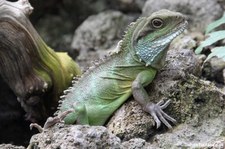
135,20 -> 188,67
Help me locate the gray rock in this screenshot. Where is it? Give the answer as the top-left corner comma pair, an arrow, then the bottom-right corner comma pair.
108,0 -> 147,12
121,138 -> 153,149
107,100 -> 155,141
28,124 -> 121,149
202,57 -> 225,84
151,116 -> 225,149
142,0 -> 223,31
0,144 -> 25,149
71,11 -> 133,63
35,15 -> 74,52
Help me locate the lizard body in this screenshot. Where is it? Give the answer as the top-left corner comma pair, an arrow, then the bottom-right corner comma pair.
45,10 -> 188,129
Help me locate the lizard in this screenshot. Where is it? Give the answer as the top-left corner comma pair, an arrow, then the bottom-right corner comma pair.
31,9 -> 188,132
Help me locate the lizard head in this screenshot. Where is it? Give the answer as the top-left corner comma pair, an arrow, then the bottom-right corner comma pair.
132,9 -> 188,69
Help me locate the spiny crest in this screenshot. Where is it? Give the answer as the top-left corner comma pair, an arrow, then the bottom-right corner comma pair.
58,75 -> 81,102
120,17 -> 145,51
81,56 -> 107,76
107,17 -> 145,56
57,56 -> 107,107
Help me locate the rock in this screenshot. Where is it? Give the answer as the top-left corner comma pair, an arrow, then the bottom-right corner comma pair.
202,57 -> 225,84
107,34 -> 225,142
142,0 -> 223,32
70,11 -> 134,68
35,15 -> 75,53
108,0 -> 147,12
0,144 -> 25,149
151,116 -> 225,148
31,0 -> 146,61
106,100 -> 155,141
121,138 -> 153,149
31,0 -> 111,56
28,124 -> 121,149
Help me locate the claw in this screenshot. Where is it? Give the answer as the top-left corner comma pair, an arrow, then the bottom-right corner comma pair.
159,99 -> 171,109
43,109 -> 74,129
30,123 -> 44,133
146,99 -> 176,129
150,111 -> 161,129
156,100 -> 165,106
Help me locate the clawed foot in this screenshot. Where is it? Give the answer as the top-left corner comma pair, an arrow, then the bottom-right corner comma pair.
144,99 -> 176,129
30,109 -> 73,132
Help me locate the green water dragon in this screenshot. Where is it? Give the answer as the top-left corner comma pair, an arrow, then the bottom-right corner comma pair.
31,9 -> 188,132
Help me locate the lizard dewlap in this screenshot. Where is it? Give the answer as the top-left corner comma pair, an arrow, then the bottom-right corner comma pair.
47,9 -> 187,129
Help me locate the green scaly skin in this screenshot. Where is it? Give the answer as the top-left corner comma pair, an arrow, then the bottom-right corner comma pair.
39,9 -> 187,130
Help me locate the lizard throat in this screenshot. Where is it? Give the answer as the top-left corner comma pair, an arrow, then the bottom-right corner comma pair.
135,21 -> 187,67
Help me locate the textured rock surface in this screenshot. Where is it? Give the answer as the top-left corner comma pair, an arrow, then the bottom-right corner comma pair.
29,124 -> 121,149
107,100 -> 155,141
0,144 -> 25,149
142,0 -> 223,31
151,117 -> 225,149
121,138 -> 152,149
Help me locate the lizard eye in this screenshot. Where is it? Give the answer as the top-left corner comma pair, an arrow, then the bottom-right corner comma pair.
151,18 -> 163,28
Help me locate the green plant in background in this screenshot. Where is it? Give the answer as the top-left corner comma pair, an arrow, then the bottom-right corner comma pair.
195,12 -> 225,62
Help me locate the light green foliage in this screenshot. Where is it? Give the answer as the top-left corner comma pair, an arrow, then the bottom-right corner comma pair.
205,47 -> 225,61
195,12 -> 225,62
206,13 -> 225,34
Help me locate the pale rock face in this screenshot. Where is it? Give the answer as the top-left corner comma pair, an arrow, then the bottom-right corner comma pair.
142,0 -> 223,32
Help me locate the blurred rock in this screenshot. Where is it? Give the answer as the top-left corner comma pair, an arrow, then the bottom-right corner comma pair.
35,15 -> 75,53
31,0 -> 144,57
71,11 -> 134,68
142,0 -> 223,32
108,0 -> 146,12
202,57 -> 225,84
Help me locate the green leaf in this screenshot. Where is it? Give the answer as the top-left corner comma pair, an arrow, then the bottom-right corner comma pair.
206,12 -> 225,34
205,46 -> 225,62
195,31 -> 225,54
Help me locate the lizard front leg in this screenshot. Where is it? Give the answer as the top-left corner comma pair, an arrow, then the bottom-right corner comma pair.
131,70 -> 176,129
